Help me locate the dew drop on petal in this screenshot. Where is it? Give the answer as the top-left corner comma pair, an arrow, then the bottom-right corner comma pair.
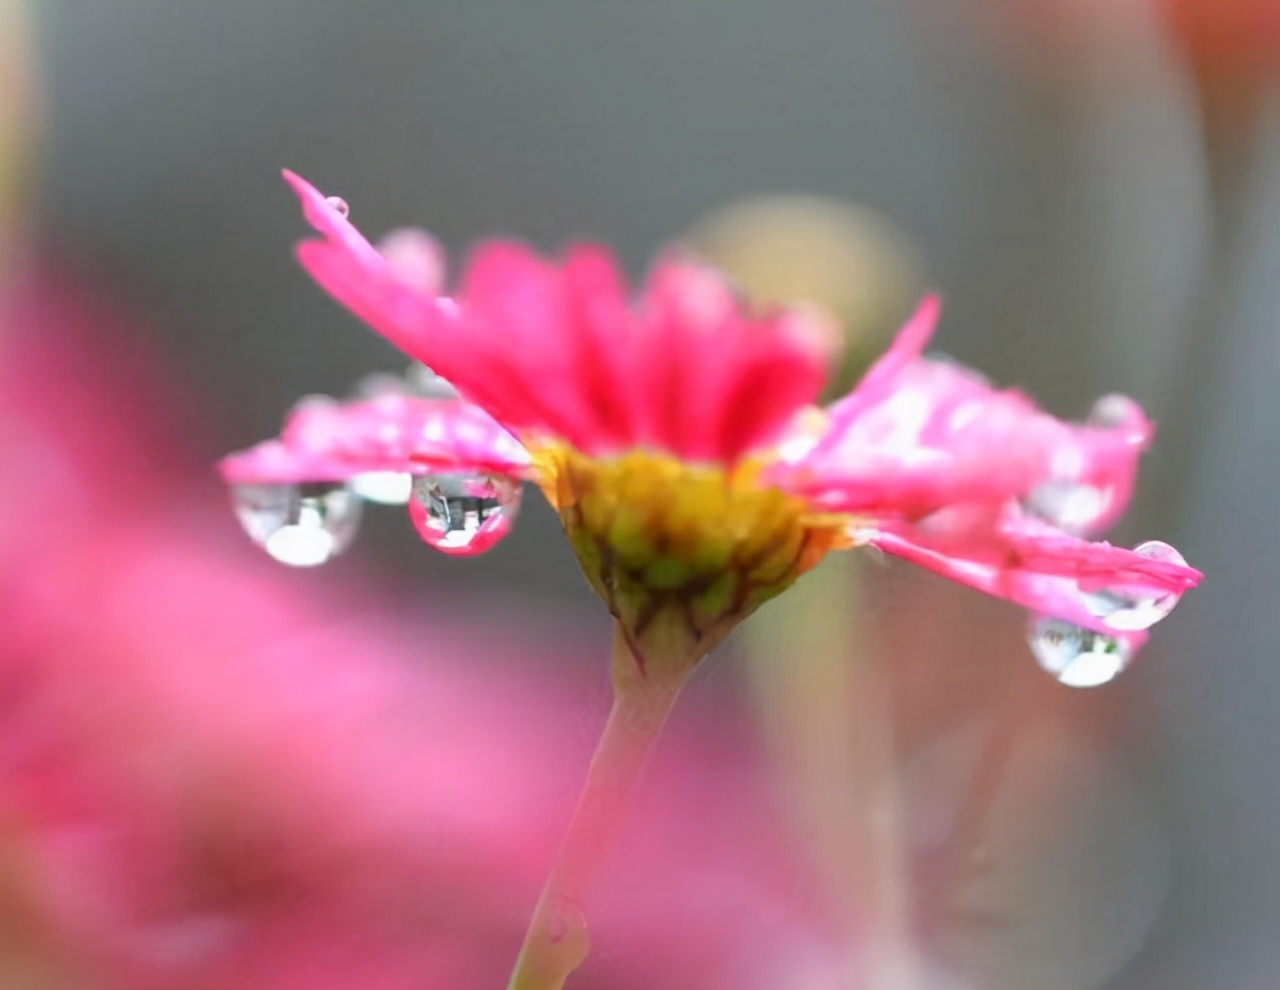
324,195 -> 350,218
290,392 -> 339,414
231,481 -> 362,566
351,470 -> 413,505
408,473 -> 521,556
1083,540 -> 1189,632
352,372 -> 411,400
1028,616 -> 1135,688
405,362 -> 460,400
1088,393 -> 1141,430
1023,478 -> 1114,535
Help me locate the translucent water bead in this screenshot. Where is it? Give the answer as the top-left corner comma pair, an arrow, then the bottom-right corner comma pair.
1028,616 -> 1135,688
408,473 -> 521,556
232,481 -> 362,566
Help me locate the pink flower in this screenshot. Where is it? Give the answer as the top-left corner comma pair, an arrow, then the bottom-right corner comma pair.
221,171 -> 1201,669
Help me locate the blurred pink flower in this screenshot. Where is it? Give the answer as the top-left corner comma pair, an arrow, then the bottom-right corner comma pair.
221,172 -> 1199,655
0,261 -> 814,990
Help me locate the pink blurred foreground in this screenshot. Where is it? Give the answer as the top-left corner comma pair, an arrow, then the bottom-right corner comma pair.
0,263 -> 817,990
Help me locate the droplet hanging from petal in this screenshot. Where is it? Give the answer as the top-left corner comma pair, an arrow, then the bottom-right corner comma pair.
408,473 -> 521,556
1082,540 -> 1190,632
1028,616 -> 1136,688
324,195 -> 349,218
232,481 -> 362,566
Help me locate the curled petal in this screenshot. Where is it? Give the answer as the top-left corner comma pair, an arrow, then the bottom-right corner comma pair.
778,300 -> 1153,532
861,508 -> 1202,636
218,394 -> 530,485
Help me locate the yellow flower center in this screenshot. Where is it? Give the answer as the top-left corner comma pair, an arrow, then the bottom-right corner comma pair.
531,443 -> 851,676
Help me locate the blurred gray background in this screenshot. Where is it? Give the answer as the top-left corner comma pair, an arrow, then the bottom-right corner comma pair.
30,2 -> 1280,988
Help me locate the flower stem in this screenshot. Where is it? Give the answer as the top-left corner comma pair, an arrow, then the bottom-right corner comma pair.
507,624 -> 688,990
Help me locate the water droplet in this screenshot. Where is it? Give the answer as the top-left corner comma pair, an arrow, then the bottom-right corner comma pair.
408,473 -> 520,556
405,363 -> 460,399
1088,393 -> 1141,430
324,195 -> 349,218
351,470 -> 413,505
1028,616 -> 1135,688
290,392 -> 338,413
1082,540 -> 1189,632
1023,479 -> 1113,535
351,373 -> 410,400
232,481 -> 362,566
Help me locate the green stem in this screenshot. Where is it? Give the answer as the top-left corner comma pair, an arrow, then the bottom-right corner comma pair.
507,625 -> 688,990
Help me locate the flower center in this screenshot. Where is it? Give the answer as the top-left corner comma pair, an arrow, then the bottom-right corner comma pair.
532,444 -> 850,675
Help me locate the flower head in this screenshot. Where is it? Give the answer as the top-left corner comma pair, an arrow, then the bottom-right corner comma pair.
221,171 -> 1201,676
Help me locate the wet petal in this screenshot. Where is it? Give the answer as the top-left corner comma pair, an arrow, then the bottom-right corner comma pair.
285,173 -> 827,464
779,302 -> 1152,533
859,508 -> 1202,636
219,394 -> 530,486
283,170 -> 462,366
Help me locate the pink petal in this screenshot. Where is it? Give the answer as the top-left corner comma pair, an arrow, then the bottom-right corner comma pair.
780,301 -> 1152,533
819,294 -> 941,432
630,255 -> 828,462
283,170 -> 828,463
861,507 -> 1202,636
218,395 -> 529,485
283,170 -> 463,367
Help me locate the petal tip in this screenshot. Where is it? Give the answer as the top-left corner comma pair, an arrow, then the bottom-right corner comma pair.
281,167 -> 313,199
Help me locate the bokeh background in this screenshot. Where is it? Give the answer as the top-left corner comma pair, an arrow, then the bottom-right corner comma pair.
5,1 -> 1278,988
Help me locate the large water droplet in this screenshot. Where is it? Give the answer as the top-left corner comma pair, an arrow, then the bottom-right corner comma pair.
408,473 -> 520,556
1028,616 -> 1135,688
1083,539 -> 1188,632
324,195 -> 350,218
232,481 -> 362,566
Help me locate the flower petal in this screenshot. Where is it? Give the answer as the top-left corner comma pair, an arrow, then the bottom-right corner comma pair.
820,293 -> 941,429
780,300 -> 1152,532
861,507 -> 1202,636
630,255 -> 828,462
219,394 -> 530,485
284,171 -> 828,463
283,170 -> 463,367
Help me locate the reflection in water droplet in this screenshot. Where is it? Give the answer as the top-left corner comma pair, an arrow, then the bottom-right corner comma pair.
408,473 -> 520,556
324,195 -> 350,218
1083,540 -> 1189,632
351,471 -> 413,505
232,481 -> 362,566
1028,616 -> 1135,688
